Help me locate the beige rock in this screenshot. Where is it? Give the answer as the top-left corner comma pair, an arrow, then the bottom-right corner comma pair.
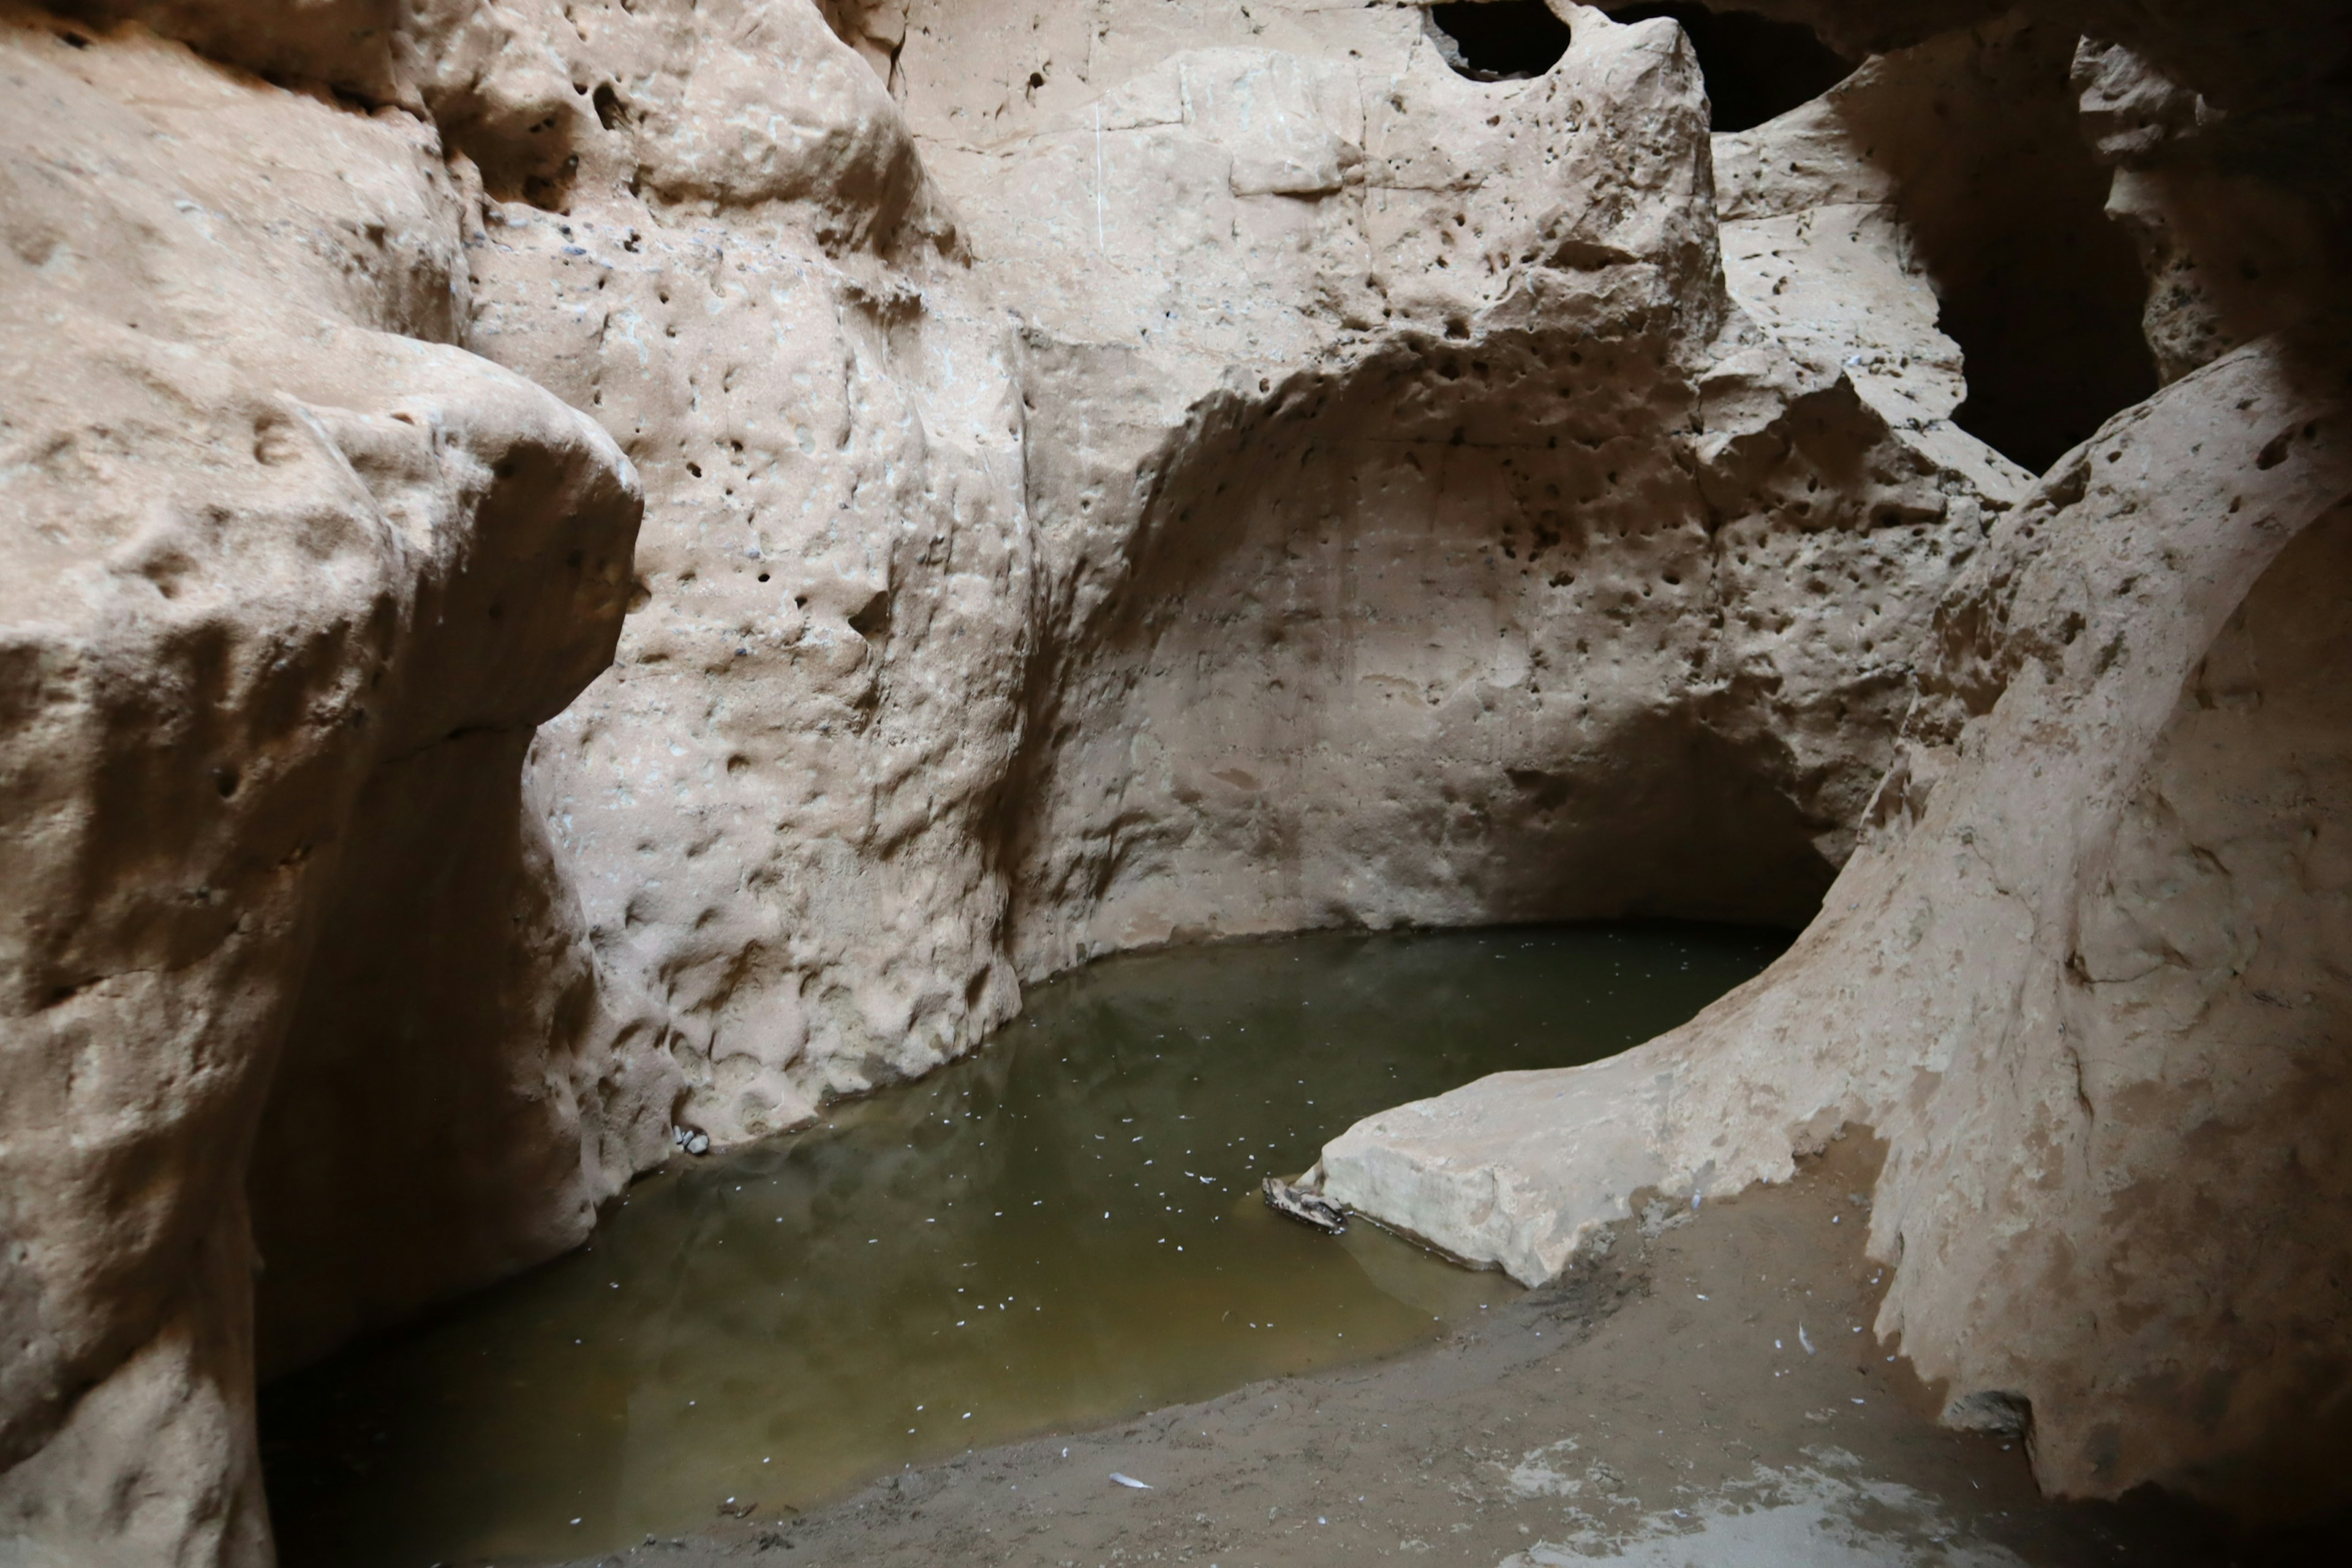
466,0 -> 2027,1147
0,7 -> 639,1560
4,0 -> 2349,1558
436,0 -> 1032,1144
919,6 -> 2022,985
1319,336 -> 2352,1512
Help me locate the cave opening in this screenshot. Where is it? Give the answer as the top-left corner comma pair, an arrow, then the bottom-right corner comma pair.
1859,32 -> 2162,475
1425,1 -> 1572,82
1602,2 -> 1854,131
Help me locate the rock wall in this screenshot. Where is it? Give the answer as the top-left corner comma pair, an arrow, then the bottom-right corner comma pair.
1321,333 -> 2351,1515
437,0 -> 2038,1154
2,0 -> 2346,1561
880,2 -> 2038,989
1311,2 -> 2352,1525
445,0 -> 1035,1155
0,6 -> 644,1558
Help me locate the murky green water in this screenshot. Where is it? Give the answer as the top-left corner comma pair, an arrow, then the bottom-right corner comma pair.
262,923 -> 1783,1566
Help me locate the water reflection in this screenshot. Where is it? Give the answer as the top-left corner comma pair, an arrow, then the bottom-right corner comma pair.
263,922 -> 1782,1566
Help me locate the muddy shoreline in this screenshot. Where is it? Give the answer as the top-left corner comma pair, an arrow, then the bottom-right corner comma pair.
552,1139 -> 2337,1567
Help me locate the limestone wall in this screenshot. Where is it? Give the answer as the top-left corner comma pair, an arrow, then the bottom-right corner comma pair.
0,7 -> 645,1555
1,0 -> 2345,1560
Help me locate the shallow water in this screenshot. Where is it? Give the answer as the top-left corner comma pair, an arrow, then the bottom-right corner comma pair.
262,922 -> 1784,1566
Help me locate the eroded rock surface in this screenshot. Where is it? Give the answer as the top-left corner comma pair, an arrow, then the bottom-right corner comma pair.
436,0 -> 2033,1154
1310,1 -> 2352,1521
0,7 -> 643,1559
3,0 -> 2348,1560
1320,336 -> 2351,1512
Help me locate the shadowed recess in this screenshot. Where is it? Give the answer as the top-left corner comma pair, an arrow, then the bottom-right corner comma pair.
1427,1 -> 1573,81
1879,29 -> 2161,473
1602,2 -> 1855,131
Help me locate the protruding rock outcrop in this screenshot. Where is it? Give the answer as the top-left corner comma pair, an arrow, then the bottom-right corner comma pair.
0,9 -> 643,1559
1318,332 -> 2351,1515
1311,0 -> 2352,1519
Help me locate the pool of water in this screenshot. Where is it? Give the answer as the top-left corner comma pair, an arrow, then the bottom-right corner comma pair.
261,922 -> 1784,1566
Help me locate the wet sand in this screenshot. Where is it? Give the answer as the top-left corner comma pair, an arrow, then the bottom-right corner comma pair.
556,1137 -> 2339,1568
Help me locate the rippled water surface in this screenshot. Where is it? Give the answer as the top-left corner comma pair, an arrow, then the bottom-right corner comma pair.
263,923 -> 1784,1566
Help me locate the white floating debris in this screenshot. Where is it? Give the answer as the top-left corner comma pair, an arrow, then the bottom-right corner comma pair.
1798,1324 -> 1817,1355
1110,1472 -> 1153,1490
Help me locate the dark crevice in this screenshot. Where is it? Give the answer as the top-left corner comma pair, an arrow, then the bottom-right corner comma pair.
1860,32 -> 2161,473
1427,2 -> 1572,83
1602,2 -> 1854,132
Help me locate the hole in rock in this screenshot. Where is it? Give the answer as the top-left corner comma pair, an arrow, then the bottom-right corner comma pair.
848,589 -> 891,640
258,924 -> 1784,1567
1426,1 -> 1571,82
1866,34 -> 2159,473
1600,2 -> 1853,131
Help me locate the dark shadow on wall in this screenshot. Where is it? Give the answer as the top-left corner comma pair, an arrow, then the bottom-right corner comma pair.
1603,2 -> 1855,130
246,730 -> 611,1381
1845,24 -> 2159,474
1002,324 -> 1856,967
1426,2 -> 1572,81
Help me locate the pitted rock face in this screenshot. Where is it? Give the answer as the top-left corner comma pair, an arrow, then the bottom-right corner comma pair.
0,7 -> 645,1559
2,0 -> 2348,1560
557,0 -> 2028,1143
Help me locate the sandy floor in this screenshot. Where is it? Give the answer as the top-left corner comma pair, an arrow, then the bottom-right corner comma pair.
554,1138 -> 2336,1567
